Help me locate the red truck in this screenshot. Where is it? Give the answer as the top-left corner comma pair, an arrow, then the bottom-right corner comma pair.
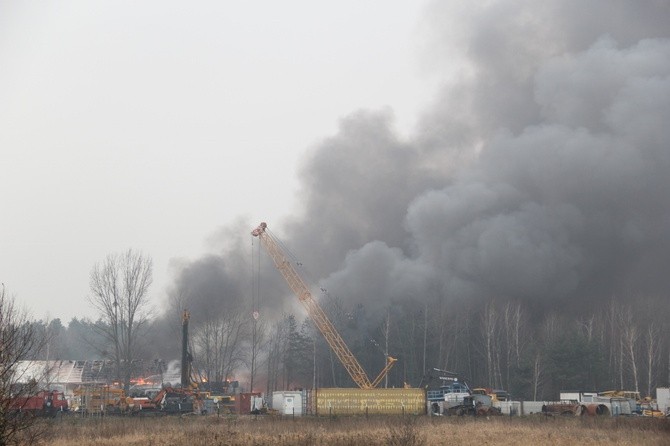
9,390 -> 69,417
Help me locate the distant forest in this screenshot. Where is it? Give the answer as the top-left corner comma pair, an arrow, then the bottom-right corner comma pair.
29,293 -> 669,401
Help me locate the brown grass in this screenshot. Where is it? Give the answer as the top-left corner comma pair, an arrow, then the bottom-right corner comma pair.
29,414 -> 670,446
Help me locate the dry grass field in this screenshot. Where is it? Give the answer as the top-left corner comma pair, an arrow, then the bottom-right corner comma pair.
30,414 -> 669,446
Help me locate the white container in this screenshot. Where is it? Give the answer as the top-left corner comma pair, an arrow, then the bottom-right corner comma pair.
657,388 -> 670,415
494,401 -> 521,416
272,391 -> 303,416
559,391 -> 598,403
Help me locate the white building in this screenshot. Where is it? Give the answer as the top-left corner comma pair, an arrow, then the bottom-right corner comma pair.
272,390 -> 304,416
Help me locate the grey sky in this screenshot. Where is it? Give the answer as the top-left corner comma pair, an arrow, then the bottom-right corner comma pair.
1,1 -> 433,321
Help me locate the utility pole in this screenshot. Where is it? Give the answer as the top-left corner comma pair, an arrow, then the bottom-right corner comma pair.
313,336 -> 317,390
384,309 -> 390,388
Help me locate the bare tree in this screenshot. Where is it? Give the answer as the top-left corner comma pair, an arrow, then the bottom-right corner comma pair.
193,310 -> 248,383
88,249 -> 153,392
0,285 -> 47,445
481,302 -> 499,388
531,350 -> 544,401
619,306 -> 640,393
265,318 -> 288,395
644,322 -> 661,398
501,301 -> 525,391
434,301 -> 468,380
248,317 -> 267,392
603,299 -> 622,388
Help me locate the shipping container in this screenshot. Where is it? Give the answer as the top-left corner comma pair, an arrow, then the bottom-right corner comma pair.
235,392 -> 261,414
272,391 -> 305,416
314,388 -> 426,416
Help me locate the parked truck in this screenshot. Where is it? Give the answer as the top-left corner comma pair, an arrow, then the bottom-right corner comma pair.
9,390 -> 68,417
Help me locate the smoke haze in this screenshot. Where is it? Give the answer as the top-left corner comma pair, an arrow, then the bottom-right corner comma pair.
171,0 -> 670,320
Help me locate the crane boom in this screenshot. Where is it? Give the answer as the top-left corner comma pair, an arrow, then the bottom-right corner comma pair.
252,222 -> 394,389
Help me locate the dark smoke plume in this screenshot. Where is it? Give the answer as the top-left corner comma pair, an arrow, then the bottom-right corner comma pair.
168,0 -> 670,322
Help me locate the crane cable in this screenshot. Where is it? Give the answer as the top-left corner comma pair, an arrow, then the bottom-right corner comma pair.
251,235 -> 257,316
250,233 -> 261,392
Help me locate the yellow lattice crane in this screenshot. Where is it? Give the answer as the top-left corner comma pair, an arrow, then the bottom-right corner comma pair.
252,222 -> 396,389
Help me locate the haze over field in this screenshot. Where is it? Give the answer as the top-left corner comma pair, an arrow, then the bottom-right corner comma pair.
1,0 -> 430,320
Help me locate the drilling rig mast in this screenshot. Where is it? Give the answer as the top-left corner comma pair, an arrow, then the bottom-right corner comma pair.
251,222 -> 396,389
181,310 -> 193,388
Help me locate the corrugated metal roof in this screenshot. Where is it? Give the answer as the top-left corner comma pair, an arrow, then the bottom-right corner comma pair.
14,360 -> 109,384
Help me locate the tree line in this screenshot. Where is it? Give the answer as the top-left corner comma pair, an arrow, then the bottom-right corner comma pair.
15,292 -> 670,402
4,248 -> 669,422
183,291 -> 670,400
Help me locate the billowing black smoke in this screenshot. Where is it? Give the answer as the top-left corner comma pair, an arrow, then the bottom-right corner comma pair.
169,0 -> 670,320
